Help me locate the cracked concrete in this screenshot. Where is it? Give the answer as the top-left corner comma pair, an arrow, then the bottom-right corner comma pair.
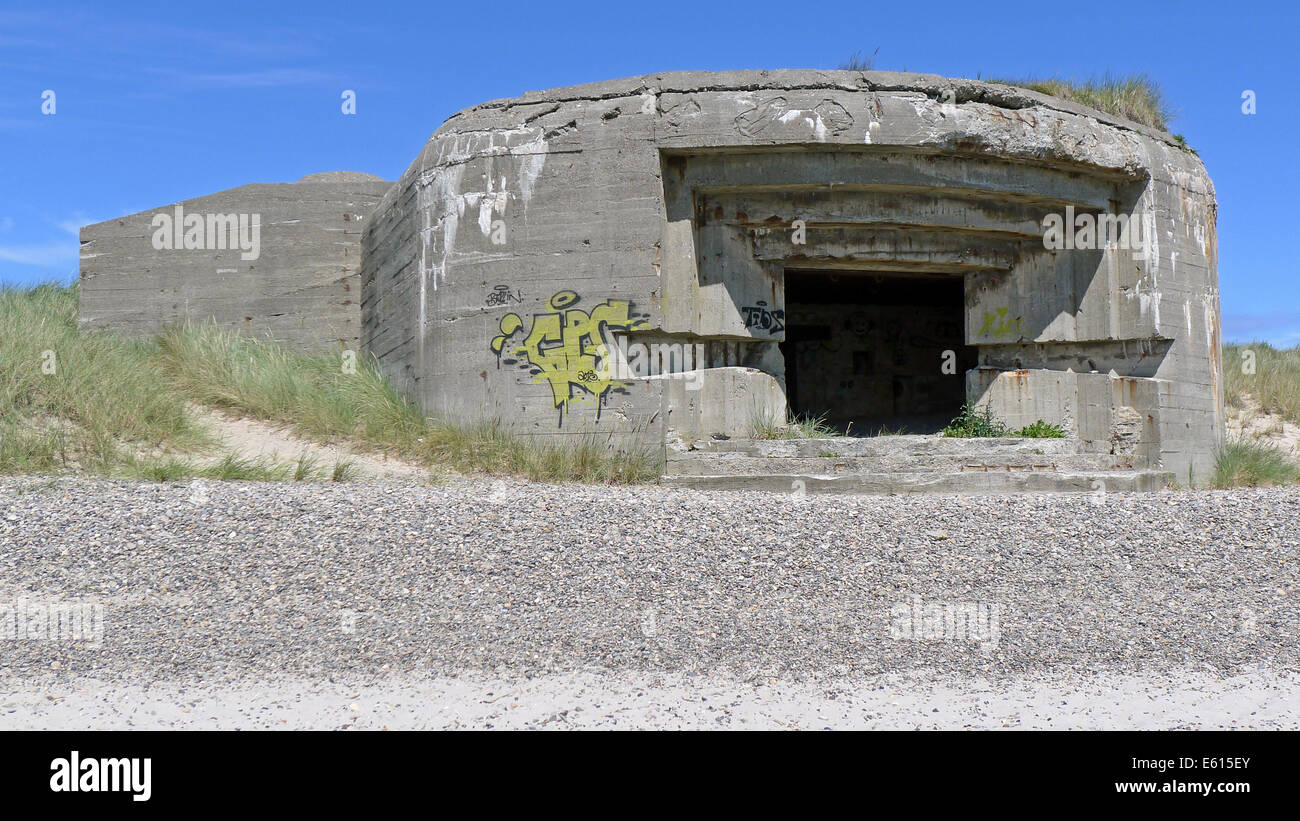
363,69 -> 1221,485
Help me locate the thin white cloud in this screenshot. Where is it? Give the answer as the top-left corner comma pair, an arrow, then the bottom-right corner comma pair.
55,212 -> 104,237
0,9 -> 327,61
171,67 -> 343,88
0,213 -> 93,268
1,9 -> 346,97
0,240 -> 77,268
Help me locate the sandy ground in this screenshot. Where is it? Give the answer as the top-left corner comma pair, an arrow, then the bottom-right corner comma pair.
191,407 -> 429,481
1225,395 -> 1300,456
198,398 -> 1296,479
3,670 -> 1294,730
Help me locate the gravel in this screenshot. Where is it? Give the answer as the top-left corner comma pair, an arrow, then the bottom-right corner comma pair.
2,477 -> 1298,728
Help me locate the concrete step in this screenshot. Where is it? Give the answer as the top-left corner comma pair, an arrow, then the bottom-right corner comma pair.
664,451 -> 1137,476
661,435 -> 1163,495
659,470 -> 1174,495
677,435 -> 1081,458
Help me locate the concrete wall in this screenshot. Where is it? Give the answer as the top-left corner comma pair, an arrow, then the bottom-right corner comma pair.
79,171 -> 391,351
362,70 -> 1221,482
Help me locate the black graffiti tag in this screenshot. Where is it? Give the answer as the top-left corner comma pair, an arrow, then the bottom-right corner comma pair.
485,284 -> 523,307
741,301 -> 786,334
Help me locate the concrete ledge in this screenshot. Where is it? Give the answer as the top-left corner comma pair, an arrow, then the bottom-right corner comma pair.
661,469 -> 1173,495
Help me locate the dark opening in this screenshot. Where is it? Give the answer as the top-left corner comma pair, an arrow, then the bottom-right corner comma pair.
780,270 -> 977,434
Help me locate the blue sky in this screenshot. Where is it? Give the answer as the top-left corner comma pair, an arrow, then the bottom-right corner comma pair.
1,0 -> 1295,343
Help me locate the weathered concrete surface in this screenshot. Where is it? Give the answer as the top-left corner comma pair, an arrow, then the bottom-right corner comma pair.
363,69 -> 1221,484
79,172 -> 391,351
661,434 -> 1171,494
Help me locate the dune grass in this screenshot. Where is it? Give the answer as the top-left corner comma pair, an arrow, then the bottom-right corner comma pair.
122,453 -> 297,483
838,48 -> 879,71
1212,439 -> 1300,488
0,283 -> 207,475
0,283 -> 657,484
835,58 -> 1177,133
153,321 -> 429,450
1224,342 -> 1300,426
1214,342 -> 1300,488
987,73 -> 1174,132
114,451 -> 360,483
153,319 -> 658,483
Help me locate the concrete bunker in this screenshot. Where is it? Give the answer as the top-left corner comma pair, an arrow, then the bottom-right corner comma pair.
361,70 -> 1221,485
76,70 -> 1223,489
79,171 -> 391,351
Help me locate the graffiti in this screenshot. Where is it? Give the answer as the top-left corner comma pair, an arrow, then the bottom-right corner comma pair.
979,308 -> 1023,340
741,301 -> 786,334
485,284 -> 522,307
734,96 -> 854,138
735,97 -> 790,137
489,289 -> 647,423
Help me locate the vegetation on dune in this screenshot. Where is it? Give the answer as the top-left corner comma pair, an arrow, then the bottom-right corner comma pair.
0,283 -> 657,484
0,283 -> 206,474
6,284 -> 1300,489
1223,342 -> 1300,427
1212,341 -> 1300,488
153,320 -> 658,483
1212,439 -> 1300,488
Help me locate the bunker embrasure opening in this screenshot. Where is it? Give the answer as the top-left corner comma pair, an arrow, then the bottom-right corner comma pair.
780,269 -> 977,434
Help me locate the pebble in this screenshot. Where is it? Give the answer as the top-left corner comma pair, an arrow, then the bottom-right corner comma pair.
0,476 -> 1297,727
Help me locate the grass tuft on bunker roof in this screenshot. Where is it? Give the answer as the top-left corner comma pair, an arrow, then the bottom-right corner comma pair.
987,73 -> 1174,132
836,57 -> 1178,135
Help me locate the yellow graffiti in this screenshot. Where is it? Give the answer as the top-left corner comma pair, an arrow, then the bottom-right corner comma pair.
979,308 -> 1023,340
490,289 -> 647,420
